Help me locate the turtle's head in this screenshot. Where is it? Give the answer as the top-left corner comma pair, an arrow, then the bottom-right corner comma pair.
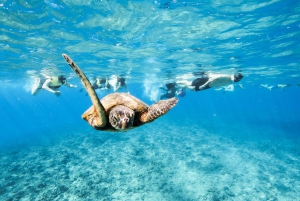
109,105 -> 135,131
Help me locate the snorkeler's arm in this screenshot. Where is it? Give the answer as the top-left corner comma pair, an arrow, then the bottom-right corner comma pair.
114,82 -> 121,92
199,78 -> 216,90
42,79 -> 60,94
176,80 -> 195,91
63,81 -> 77,88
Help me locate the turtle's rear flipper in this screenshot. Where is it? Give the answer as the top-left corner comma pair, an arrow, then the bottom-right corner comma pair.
140,97 -> 178,123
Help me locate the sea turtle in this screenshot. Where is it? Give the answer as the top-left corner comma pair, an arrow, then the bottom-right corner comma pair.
62,54 -> 178,131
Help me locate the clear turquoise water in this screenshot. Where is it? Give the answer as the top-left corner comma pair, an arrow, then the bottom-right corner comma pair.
1,0 -> 300,200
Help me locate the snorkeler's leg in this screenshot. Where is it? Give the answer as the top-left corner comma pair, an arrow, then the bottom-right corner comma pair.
105,78 -> 109,90
31,78 -> 42,95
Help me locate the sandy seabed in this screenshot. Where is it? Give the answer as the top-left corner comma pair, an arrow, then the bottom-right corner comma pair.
0,121 -> 299,201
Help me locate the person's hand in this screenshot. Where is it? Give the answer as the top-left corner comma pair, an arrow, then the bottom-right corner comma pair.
54,91 -> 61,96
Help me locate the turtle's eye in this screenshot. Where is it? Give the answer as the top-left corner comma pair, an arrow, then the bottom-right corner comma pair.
109,106 -> 135,131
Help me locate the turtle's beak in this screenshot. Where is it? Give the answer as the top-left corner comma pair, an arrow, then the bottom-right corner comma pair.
121,112 -> 134,130
121,119 -> 129,130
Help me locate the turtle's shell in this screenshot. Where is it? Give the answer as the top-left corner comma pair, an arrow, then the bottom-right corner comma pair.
101,93 -> 149,114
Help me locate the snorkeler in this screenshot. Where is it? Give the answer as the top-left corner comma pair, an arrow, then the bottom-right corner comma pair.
261,84 -> 291,91
177,72 -> 244,91
260,84 -> 275,91
276,84 -> 291,91
92,77 -> 111,90
160,82 -> 186,100
109,75 -> 129,93
31,75 -> 77,96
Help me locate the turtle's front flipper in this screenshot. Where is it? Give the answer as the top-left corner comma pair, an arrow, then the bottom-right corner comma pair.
140,97 -> 178,123
62,54 -> 107,128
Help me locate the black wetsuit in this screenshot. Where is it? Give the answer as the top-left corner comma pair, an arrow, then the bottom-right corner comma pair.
99,79 -> 106,84
191,77 -> 210,91
165,82 -> 176,90
118,77 -> 126,87
160,82 -> 177,99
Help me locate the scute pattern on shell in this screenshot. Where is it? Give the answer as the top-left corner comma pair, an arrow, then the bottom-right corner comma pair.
101,93 -> 149,113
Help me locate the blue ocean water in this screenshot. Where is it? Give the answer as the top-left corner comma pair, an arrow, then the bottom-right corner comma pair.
1,0 -> 300,200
